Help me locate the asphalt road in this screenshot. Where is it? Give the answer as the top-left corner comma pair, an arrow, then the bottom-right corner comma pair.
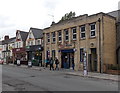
2,65 -> 119,91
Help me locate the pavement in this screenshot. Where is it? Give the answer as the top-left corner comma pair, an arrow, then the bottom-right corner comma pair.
3,63 -> 120,82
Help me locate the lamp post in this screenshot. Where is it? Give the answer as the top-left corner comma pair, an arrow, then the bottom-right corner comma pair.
39,47 -> 42,67
83,48 -> 88,76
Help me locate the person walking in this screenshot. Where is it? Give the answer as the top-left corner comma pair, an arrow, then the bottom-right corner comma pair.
55,57 -> 59,70
50,57 -> 54,70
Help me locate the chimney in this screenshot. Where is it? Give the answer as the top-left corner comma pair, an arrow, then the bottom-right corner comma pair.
4,35 -> 9,40
51,21 -> 55,26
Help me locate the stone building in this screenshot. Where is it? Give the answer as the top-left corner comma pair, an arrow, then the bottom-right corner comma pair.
43,12 -> 116,72
108,10 -> 120,65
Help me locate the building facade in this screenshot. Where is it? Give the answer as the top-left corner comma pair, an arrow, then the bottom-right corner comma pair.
12,30 -> 28,64
108,10 -> 120,65
43,12 -> 116,72
26,27 -> 44,66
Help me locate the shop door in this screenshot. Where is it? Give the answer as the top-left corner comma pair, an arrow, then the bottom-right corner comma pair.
89,48 -> 97,72
61,52 -> 74,69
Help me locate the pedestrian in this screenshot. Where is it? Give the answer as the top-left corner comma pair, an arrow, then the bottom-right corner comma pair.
72,56 -> 74,70
55,57 -> 59,70
50,57 -> 54,70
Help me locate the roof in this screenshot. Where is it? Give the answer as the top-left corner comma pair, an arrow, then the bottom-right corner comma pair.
19,31 -> 28,41
2,37 -> 16,45
107,10 -> 120,21
44,12 -> 116,30
30,27 -> 43,39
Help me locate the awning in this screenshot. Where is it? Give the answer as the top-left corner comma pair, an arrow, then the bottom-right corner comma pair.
60,49 -> 74,53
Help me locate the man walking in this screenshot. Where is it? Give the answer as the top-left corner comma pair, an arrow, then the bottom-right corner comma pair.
50,57 -> 54,70
55,57 -> 59,70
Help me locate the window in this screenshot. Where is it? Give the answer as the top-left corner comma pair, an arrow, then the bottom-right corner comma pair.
31,41 -> 33,45
80,48 -> 84,62
12,44 -> 14,48
64,29 -> 69,41
58,31 -> 62,42
29,32 -> 32,39
52,32 -> 56,43
52,50 -> 55,60
38,40 -> 40,45
80,25 -> 86,39
72,27 -> 77,40
90,23 -> 96,37
28,41 -> 30,46
19,42 -> 21,47
47,33 -> 50,43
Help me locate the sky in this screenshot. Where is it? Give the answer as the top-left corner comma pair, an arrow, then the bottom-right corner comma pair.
0,0 -> 120,40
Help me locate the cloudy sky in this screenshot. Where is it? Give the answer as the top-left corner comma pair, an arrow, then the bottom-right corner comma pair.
0,0 -> 119,39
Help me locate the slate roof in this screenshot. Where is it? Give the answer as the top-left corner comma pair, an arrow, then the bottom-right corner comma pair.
30,27 -> 43,39
2,37 -> 16,45
107,10 -> 120,21
19,31 -> 28,41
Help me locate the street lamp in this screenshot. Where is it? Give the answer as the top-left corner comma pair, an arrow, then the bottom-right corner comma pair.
83,48 -> 88,76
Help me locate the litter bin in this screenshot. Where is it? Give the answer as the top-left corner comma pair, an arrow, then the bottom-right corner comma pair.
17,60 -> 20,66
28,60 -> 32,67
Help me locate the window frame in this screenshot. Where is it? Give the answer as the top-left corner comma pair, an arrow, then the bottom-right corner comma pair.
64,29 -> 69,41
58,31 -> 62,42
47,33 -> 50,43
80,25 -> 86,39
90,23 -> 96,38
72,27 -> 77,40
52,32 -> 56,43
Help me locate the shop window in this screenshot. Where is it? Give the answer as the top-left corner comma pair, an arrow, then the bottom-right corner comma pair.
72,27 -> 77,40
90,23 -> 96,37
52,32 -> 56,43
80,25 -> 86,39
58,31 -> 62,42
80,48 -> 84,62
64,29 -> 69,41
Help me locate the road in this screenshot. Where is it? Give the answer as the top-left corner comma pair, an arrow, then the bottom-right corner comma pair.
2,65 -> 119,91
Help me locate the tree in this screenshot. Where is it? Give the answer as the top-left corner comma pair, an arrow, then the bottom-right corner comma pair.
59,11 -> 76,22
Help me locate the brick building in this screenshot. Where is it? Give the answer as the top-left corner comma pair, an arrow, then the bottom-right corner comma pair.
43,12 -> 116,72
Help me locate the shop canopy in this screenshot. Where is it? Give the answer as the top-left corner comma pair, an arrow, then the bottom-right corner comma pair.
60,49 -> 74,53
26,45 -> 43,52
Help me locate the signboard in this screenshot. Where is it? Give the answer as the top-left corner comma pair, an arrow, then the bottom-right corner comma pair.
12,48 -> 25,53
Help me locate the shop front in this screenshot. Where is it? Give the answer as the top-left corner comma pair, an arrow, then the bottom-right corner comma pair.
60,49 -> 74,69
12,48 -> 27,65
26,45 -> 43,66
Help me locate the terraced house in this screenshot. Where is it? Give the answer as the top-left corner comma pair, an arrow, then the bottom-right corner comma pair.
43,12 -> 116,72
1,36 -> 16,63
26,27 -> 44,66
12,30 -> 28,64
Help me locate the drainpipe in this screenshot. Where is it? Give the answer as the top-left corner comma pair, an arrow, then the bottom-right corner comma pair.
98,18 -> 101,73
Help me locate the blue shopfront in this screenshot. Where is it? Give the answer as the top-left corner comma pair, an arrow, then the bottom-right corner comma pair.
60,49 -> 75,69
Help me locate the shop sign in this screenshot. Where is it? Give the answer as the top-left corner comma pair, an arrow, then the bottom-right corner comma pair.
12,48 -> 25,53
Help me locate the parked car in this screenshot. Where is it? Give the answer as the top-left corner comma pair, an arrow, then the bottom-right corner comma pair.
0,59 -> 4,64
